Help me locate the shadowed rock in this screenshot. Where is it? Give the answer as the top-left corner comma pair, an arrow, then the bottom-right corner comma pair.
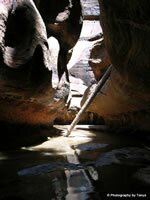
0,0 -> 69,126
33,0 -> 83,81
86,0 -> 150,132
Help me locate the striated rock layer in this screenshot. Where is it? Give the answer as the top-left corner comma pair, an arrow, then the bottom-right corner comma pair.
87,0 -> 150,131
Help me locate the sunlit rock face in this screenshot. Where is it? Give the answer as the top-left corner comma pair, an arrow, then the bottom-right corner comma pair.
0,0 -> 69,125
88,0 -> 150,131
89,37 -> 111,81
33,0 -> 83,80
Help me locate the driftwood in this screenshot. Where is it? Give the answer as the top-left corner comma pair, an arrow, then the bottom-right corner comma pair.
64,65 -> 112,137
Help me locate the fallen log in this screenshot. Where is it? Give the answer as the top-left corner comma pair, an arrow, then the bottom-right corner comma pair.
64,65 -> 112,137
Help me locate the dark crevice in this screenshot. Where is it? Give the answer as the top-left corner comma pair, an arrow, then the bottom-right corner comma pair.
29,45 -> 52,87
4,5 -> 35,48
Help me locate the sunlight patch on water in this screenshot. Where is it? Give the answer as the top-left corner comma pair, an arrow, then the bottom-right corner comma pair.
21,128 -> 96,155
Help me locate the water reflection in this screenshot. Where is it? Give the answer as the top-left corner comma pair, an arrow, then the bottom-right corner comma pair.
0,127 -> 150,199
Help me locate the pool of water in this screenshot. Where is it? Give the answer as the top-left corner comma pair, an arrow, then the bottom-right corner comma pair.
0,125 -> 150,199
